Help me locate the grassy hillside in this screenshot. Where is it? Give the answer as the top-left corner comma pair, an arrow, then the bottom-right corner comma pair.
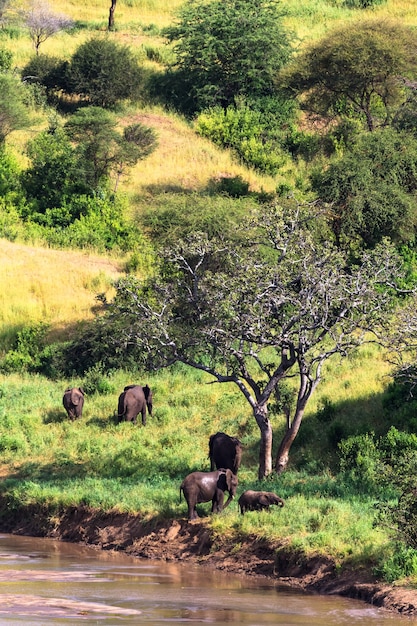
0,0 -> 416,586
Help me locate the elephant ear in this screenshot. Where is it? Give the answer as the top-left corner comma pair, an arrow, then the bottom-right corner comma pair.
225,469 -> 234,491
70,388 -> 81,405
143,384 -> 151,400
259,494 -> 270,506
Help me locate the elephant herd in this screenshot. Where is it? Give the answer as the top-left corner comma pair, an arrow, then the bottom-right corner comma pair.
180,431 -> 285,521
62,384 -> 153,424
62,388 -> 284,521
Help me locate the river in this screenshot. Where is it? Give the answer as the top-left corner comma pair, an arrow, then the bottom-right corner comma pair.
0,533 -> 414,625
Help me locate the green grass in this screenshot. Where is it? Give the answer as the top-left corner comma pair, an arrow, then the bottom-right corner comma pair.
0,358 -> 408,581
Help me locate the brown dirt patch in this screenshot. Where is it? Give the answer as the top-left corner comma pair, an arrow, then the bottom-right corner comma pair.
0,502 -> 416,615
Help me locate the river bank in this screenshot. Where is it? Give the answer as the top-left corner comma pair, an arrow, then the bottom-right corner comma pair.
0,502 -> 416,616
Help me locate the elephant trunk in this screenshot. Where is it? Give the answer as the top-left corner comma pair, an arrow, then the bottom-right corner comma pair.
223,493 -> 234,509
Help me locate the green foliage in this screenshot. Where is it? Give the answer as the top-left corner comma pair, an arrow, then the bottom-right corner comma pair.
82,363 -> 115,395
22,126 -> 88,215
213,175 -> 250,198
48,194 -> 147,253
64,107 -> 157,193
68,37 -> 143,108
0,47 -> 12,70
281,19 -> 417,132
196,97 -> 296,174
0,147 -> 22,197
162,0 -> 293,114
0,74 -> 33,144
312,128 -> 417,248
343,0 -> 385,7
140,192 -> 256,245
374,544 -> 417,583
0,322 -> 48,373
21,54 -> 71,103
338,432 -> 380,492
22,110 -> 157,221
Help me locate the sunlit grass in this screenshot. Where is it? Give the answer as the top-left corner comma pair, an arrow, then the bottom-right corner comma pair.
0,239 -> 122,349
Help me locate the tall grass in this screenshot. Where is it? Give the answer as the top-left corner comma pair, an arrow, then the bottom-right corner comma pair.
0,239 -> 122,350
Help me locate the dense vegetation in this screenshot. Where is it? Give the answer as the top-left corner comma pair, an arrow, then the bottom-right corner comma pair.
2,0 -> 417,585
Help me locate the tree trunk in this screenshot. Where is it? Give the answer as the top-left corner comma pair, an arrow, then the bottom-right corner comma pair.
275,400 -> 307,473
108,0 -> 117,31
253,404 -> 273,479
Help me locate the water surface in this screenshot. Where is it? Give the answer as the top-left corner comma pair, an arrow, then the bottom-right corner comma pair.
0,533 -> 414,625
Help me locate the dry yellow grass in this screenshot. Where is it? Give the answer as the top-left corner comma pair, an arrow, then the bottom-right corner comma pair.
0,239 -> 122,339
119,108 -> 279,197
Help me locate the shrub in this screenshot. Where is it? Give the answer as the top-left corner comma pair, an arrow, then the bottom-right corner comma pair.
82,363 -> 115,395
196,97 -> 295,174
338,432 -> 380,490
0,322 -> 48,373
21,54 -> 70,102
68,37 -> 143,108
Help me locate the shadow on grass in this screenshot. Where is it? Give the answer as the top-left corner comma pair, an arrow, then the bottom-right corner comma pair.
43,409 -> 66,424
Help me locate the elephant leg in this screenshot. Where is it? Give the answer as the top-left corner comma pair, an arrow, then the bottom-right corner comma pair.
141,406 -> 146,426
188,501 -> 198,520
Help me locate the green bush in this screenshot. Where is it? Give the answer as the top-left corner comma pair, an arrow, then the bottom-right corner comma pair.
0,322 -> 48,374
0,47 -> 12,71
82,363 -> 115,395
375,544 -> 417,583
196,98 -> 294,174
338,432 -> 380,491
68,37 -> 143,108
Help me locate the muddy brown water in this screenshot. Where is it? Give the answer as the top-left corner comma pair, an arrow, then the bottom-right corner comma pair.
0,533 -> 414,625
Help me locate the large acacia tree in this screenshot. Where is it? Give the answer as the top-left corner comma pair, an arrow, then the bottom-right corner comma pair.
281,19 -> 417,132
99,203 -> 404,477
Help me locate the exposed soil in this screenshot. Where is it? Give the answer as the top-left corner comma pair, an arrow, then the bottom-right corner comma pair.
0,503 -> 416,616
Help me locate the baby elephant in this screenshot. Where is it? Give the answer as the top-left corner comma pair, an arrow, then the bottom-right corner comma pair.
63,387 -> 85,421
238,490 -> 285,515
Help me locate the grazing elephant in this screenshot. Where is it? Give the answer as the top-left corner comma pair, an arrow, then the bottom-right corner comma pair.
63,387 -> 85,421
238,490 -> 285,515
117,384 -> 152,425
180,469 -> 238,521
209,431 -> 243,475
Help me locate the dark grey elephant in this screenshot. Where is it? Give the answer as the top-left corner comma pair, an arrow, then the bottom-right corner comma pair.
63,387 -> 85,421
209,431 -> 242,475
117,384 -> 153,425
180,469 -> 238,521
238,490 -> 285,515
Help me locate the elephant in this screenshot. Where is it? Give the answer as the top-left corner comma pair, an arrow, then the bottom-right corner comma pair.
117,384 -> 152,425
63,387 -> 85,421
209,431 -> 242,475
238,490 -> 285,515
180,469 -> 238,521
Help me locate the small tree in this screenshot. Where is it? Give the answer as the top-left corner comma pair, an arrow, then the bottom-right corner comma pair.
68,38 -> 143,108
23,1 -> 73,55
91,202 -> 404,478
162,0 -> 293,114
281,19 -> 417,132
64,107 -> 157,192
0,75 -> 32,144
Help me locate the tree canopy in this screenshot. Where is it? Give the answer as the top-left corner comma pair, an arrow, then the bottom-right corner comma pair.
87,202 -> 405,478
162,0 -> 293,114
68,38 -> 143,108
281,19 -> 417,132
311,128 -> 417,248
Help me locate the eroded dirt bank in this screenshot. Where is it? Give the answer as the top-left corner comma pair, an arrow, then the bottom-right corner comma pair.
0,502 -> 416,616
